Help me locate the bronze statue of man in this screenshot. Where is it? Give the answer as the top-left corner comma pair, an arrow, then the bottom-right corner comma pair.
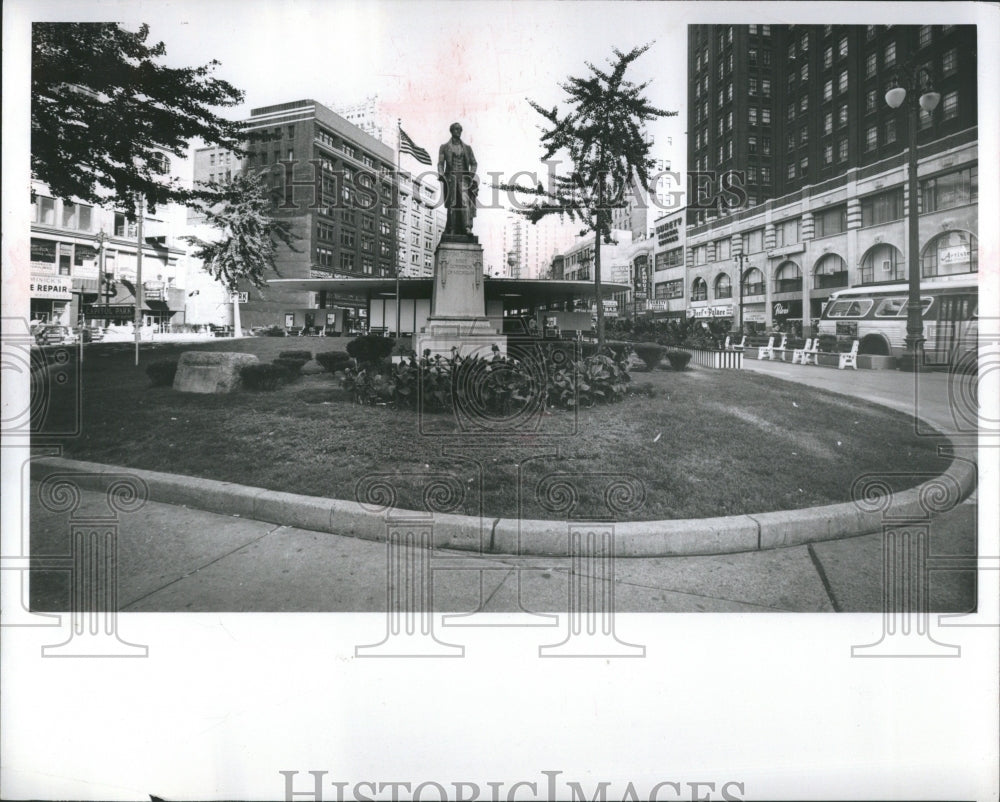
438,123 -> 478,237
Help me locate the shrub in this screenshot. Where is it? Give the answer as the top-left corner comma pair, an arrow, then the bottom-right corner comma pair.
240,363 -> 286,391
817,334 -> 838,353
278,349 -> 312,362
601,340 -> 633,362
262,325 -> 286,337
633,341 -> 667,371
346,334 -> 396,369
145,359 -> 178,387
273,357 -> 307,379
665,349 -> 692,371
315,351 -> 354,374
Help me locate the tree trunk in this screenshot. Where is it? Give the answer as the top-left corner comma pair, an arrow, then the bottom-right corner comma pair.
594,227 -> 605,348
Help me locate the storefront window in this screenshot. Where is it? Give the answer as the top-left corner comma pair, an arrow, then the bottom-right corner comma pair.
774,261 -> 802,293
921,231 -> 978,277
859,243 -> 903,283
814,253 -> 848,289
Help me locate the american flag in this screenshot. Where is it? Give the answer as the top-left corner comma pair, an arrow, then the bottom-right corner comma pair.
399,127 -> 432,165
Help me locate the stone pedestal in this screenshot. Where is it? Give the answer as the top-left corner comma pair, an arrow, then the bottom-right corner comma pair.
416,237 -> 506,359
173,351 -> 259,393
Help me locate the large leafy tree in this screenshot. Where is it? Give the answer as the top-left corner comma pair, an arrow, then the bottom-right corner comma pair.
31,22 -> 246,215
183,170 -> 300,292
500,44 -> 676,346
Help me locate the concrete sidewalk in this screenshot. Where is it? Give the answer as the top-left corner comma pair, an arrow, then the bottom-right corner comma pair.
25,359 -> 980,614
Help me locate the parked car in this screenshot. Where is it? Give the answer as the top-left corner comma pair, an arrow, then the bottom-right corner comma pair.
32,324 -> 77,346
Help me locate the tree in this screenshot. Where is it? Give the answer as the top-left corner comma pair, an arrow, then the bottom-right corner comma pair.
499,44 -> 676,347
31,22 -> 246,215
182,170 -> 300,292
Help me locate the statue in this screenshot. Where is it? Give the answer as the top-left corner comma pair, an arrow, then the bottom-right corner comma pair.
438,123 -> 478,237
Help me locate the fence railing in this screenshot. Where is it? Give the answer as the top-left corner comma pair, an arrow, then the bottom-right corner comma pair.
686,347 -> 744,369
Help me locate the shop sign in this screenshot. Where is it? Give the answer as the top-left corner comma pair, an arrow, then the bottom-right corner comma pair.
939,245 -> 971,266
30,275 -> 72,299
711,305 -> 733,317
603,300 -> 618,314
647,300 -> 669,311
772,300 -> 802,318
693,307 -> 713,318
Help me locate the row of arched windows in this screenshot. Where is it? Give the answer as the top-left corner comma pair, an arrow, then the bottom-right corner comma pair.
688,231 -> 977,300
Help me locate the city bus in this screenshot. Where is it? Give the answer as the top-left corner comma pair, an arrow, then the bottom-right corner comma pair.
816,277 -> 978,367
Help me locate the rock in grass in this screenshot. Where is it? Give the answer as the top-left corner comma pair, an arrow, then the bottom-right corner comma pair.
173,351 -> 259,393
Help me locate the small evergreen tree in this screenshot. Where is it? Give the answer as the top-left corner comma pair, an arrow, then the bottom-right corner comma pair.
183,171 -> 300,291
498,44 -> 676,347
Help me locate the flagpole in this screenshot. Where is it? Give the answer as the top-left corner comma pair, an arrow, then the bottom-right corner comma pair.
395,118 -> 402,340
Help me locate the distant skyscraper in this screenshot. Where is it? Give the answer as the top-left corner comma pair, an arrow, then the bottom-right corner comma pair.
503,211 -> 579,279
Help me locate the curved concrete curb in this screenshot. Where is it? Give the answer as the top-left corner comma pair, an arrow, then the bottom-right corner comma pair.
29,451 -> 976,557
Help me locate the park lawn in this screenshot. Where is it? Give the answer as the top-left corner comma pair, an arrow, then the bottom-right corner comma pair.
32,338 -> 949,521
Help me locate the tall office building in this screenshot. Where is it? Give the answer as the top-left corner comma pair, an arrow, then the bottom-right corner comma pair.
193,99 -> 400,331
503,211 -> 579,279
683,24 -> 977,335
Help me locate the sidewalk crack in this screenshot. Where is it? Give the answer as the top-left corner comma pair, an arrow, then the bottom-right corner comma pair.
807,542 -> 842,612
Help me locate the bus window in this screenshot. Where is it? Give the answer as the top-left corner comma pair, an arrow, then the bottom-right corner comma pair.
875,297 -> 907,317
825,298 -> 873,318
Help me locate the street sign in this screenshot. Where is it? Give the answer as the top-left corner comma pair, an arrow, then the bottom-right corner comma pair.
231,291 -> 248,303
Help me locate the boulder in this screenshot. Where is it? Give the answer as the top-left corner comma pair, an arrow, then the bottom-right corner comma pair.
173,351 -> 259,394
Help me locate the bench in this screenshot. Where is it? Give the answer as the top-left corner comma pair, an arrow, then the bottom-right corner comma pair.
838,339 -> 859,370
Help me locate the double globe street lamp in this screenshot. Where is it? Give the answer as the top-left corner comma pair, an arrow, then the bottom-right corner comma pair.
884,64 -> 940,371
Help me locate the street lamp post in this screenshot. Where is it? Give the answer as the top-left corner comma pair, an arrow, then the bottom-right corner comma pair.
733,251 -> 749,334
885,64 -> 939,372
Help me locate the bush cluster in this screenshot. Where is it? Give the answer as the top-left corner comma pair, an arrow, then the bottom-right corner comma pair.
315,351 -> 354,374
346,334 -> 396,369
664,349 -> 692,371
239,363 -> 286,391
633,342 -> 667,371
342,347 -> 632,412
145,359 -> 178,387
261,325 -> 287,337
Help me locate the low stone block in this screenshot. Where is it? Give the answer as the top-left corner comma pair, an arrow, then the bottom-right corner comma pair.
173,351 -> 259,393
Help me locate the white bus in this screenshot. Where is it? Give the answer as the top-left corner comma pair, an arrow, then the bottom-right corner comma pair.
816,277 -> 978,367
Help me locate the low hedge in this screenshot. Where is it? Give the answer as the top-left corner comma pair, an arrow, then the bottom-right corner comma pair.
261,326 -> 287,337
272,357 -> 308,378
145,359 -> 178,387
346,334 -> 396,367
278,349 -> 312,362
240,363 -> 286,391
664,349 -> 692,371
315,351 -> 354,374
633,341 -> 667,371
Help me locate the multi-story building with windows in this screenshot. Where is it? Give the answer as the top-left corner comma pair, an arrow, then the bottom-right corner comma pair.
30,181 -> 188,329
650,210 -> 688,321
192,98 -> 400,332
560,230 -> 634,318
396,171 -> 445,278
685,24 -> 977,337
503,211 -> 580,280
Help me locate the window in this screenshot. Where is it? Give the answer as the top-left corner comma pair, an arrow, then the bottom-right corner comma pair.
838,139 -> 848,161
824,143 -> 834,164
726,83 -> 733,101
749,107 -> 758,124
761,107 -> 771,124
749,24 -> 757,35
942,90 -> 958,120
866,25 -> 876,41
744,228 -> 764,253
943,48 -> 957,76
787,163 -> 796,180
774,261 -> 802,293
861,244 -> 904,283
762,79 -> 771,97
361,235 -> 374,253
866,52 -> 877,77
921,165 -> 977,212
825,298 -> 873,318
861,188 -> 903,226
824,111 -> 834,134
761,166 -> 771,183
824,47 -> 833,69
884,41 -> 896,67
742,267 -> 765,296
800,63 -> 808,82
718,118 -> 724,137
340,229 -> 355,248
919,108 -> 933,129
340,252 -> 355,272
865,126 -> 878,151
800,95 -> 808,113
694,244 -> 707,265
726,111 -> 733,130
761,136 -> 771,154
838,104 -> 848,127
691,278 -> 708,301
921,230 -> 977,277
799,156 -> 809,175
762,25 -> 770,36
749,47 -> 758,66
824,80 -> 833,101
714,273 -> 732,299
762,49 -> 771,66
749,77 -> 758,95
838,37 -> 848,58
838,70 -> 848,93
787,43 -> 796,62
884,119 -> 897,144
800,32 -> 809,51
774,217 -> 800,247
919,25 -> 932,47
362,257 -> 374,275
814,205 -> 847,237
865,89 -> 877,114
747,165 -> 758,182
787,104 -> 796,122
787,133 -> 796,152
814,253 -> 849,288
34,196 -> 56,225
716,238 -> 731,261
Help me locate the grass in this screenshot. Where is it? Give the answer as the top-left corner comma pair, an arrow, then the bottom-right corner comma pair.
30,337 -> 949,521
